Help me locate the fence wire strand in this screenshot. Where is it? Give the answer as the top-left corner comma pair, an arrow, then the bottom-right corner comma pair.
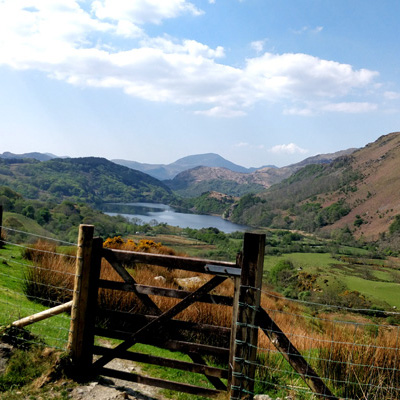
1,225 -> 77,246
0,232 -> 76,350
233,285 -> 400,400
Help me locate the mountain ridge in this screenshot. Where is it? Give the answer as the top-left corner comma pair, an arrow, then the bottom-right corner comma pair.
0,156 -> 173,204
112,153 -> 253,180
228,132 -> 400,241
167,149 -> 356,197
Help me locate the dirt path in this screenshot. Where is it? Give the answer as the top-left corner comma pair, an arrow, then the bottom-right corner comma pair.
69,356 -> 167,400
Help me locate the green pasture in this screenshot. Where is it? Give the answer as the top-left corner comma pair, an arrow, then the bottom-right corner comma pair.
264,252 -> 400,309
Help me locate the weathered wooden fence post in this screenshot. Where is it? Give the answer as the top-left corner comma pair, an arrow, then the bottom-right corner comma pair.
0,205 -> 3,247
68,225 -> 102,372
230,232 -> 265,400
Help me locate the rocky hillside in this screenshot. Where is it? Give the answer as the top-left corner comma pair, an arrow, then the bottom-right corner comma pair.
113,153 -> 252,180
166,166 -> 266,197
327,132 -> 400,238
167,149 -> 356,197
228,132 -> 400,241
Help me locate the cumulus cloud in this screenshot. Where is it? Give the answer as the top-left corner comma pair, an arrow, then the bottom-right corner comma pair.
91,0 -> 203,25
0,1 -> 380,117
270,143 -> 308,155
245,53 -> 378,99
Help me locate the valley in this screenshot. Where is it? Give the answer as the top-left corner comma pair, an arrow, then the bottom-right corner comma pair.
1,134 -> 400,400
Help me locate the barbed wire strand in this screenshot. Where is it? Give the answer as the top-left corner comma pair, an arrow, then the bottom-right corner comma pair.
0,225 -> 77,246
258,286 -> 400,316
1,239 -> 78,259
236,292 -> 400,400
0,255 -> 76,277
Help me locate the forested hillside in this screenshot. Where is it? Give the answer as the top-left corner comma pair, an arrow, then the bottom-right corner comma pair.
228,132 -> 400,241
0,186 -> 142,242
0,157 -> 174,205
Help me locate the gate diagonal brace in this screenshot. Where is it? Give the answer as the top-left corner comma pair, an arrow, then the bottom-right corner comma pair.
102,249 -> 160,315
99,250 -> 229,390
93,275 -> 227,372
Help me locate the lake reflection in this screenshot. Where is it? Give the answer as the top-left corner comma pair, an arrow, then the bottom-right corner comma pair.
102,202 -> 249,233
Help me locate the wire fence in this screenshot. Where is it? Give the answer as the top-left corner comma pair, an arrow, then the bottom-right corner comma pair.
1,223 -> 399,399
234,286 -> 400,400
0,225 -> 77,350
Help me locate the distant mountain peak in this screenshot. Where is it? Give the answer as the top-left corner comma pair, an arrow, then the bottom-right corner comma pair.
113,153 -> 250,180
0,151 -> 58,162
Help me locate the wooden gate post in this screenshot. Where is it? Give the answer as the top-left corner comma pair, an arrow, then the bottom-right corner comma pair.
68,225 -> 102,372
230,232 -> 265,400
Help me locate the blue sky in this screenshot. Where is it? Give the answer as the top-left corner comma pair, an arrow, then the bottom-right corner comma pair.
1,0 -> 400,168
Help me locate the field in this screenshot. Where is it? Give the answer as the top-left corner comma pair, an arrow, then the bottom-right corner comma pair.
264,252 -> 400,309
0,228 -> 399,399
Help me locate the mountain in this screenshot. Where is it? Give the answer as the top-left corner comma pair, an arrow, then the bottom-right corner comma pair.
113,153 -> 252,180
166,166 -> 268,197
228,132 -> 400,241
0,157 -> 174,204
0,151 -> 59,161
166,149 -> 356,197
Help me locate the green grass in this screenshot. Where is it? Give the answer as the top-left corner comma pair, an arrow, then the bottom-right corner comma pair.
264,251 -> 400,311
3,212 -> 55,240
264,252 -> 345,273
0,245 -> 70,349
341,275 -> 400,309
130,343 -> 228,400
0,344 -> 75,399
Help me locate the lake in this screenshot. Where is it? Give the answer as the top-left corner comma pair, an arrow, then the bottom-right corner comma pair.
103,202 -> 249,233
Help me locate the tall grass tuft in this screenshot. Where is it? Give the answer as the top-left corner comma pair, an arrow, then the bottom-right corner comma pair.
21,237 -> 400,399
22,240 -> 75,307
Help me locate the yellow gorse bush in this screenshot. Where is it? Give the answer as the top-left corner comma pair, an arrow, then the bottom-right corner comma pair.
103,236 -> 175,255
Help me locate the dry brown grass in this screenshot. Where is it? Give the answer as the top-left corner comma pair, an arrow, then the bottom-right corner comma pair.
23,238 -> 400,399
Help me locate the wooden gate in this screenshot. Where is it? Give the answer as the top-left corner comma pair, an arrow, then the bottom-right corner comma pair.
68,225 -> 265,398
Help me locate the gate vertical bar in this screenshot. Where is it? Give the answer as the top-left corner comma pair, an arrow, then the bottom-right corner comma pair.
230,232 -> 265,400
68,224 -> 96,371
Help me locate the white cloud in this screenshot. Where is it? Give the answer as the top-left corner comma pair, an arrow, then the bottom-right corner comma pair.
0,2 -> 380,118
91,0 -> 203,25
245,53 -> 378,99
293,26 -> 323,35
270,143 -> 308,155
194,106 -> 246,118
284,101 -> 378,115
321,102 -> 378,113
250,39 -> 267,54
384,91 -> 400,100
283,107 -> 314,116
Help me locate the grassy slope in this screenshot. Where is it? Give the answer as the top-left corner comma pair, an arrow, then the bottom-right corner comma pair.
0,244 -> 71,349
229,131 -> 400,241
2,212 -> 56,239
264,252 -> 400,309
